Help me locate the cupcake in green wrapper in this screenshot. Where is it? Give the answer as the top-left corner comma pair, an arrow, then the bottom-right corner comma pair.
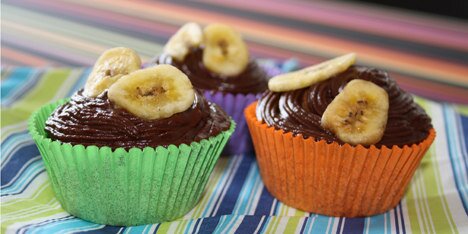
28,48 -> 235,226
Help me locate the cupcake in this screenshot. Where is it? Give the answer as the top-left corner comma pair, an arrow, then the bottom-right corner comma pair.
154,22 -> 269,154
245,53 -> 435,217
29,47 -> 234,225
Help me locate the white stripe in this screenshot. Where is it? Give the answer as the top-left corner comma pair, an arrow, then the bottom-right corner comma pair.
1,132 -> 32,167
4,212 -> 70,234
326,217 -> 336,234
401,199 -> 412,234
62,224 -> 105,234
416,163 -> 437,233
339,218 -> 345,234
1,67 -> 83,141
273,217 -> 289,234
2,69 -> 42,106
25,216 -> 75,234
1,161 -> 44,195
364,217 -> 370,234
167,220 -> 180,234
254,216 -> 266,234
1,172 -> 49,203
211,156 -> 244,215
412,169 -> 430,233
2,199 -> 61,222
147,224 -> 158,233
247,179 -> 264,215
270,199 -> 278,216
436,104 -> 468,230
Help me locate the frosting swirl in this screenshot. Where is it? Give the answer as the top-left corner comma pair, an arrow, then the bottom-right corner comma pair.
156,47 -> 268,94
256,66 -> 432,147
45,90 -> 231,150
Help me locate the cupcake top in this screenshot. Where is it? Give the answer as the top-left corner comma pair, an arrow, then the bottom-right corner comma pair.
46,47 -> 230,150
257,53 -> 432,148
155,22 -> 268,94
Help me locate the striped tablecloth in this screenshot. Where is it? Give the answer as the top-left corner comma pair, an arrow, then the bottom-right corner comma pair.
2,0 -> 468,233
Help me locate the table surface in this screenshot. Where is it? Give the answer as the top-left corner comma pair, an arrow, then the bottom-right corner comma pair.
1,0 -> 468,233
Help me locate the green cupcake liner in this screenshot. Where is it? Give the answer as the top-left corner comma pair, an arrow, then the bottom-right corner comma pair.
28,99 -> 235,226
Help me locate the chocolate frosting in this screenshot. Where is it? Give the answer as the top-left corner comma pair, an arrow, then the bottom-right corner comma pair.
45,90 -> 231,150
256,66 -> 432,148
156,47 -> 268,94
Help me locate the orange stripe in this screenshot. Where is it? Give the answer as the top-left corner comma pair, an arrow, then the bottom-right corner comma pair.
72,0 -> 467,86
2,47 -> 51,66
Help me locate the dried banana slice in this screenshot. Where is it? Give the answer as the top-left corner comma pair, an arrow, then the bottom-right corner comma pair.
321,79 -> 389,146
84,47 -> 141,97
163,22 -> 203,61
108,65 -> 195,120
202,23 -> 249,77
268,53 -> 356,92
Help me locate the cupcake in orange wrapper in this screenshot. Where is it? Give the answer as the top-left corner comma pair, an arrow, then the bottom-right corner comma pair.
245,53 -> 435,217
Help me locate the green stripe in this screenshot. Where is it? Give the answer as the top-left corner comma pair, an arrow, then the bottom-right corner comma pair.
1,69 -> 72,128
454,105 -> 468,116
405,98 -> 458,233
1,182 -> 65,230
284,217 -> 302,233
155,222 -> 170,233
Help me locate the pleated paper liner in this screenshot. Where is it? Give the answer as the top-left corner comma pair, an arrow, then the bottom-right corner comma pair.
29,99 -> 235,226
204,91 -> 260,155
245,102 -> 435,217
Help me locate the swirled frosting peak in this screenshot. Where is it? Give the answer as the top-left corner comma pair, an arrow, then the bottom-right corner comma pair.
45,90 -> 230,150
256,66 -> 432,147
156,47 -> 268,94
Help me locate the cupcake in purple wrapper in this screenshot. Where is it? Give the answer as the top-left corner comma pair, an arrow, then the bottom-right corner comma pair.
152,22 -> 270,154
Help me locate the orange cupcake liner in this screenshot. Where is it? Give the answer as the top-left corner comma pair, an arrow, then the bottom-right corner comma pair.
244,102 -> 436,217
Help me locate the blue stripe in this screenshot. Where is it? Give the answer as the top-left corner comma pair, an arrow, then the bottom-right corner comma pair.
2,69 -> 44,107
299,217 -> 309,234
342,217 -> 365,234
201,156 -> 236,217
198,216 -> 221,234
393,208 -> 400,234
254,188 -> 276,215
20,216 -> 74,234
398,204 -> 407,234
184,218 -> 201,234
302,215 -> 316,234
443,105 -> 468,215
213,155 -> 254,216
457,114 -> 468,181
336,218 -> 344,234
234,215 -> 264,234
81,225 -> 123,233
1,158 -> 43,192
24,218 -> 100,234
1,143 -> 40,186
232,162 -> 262,215
1,131 -> 31,166
366,213 -> 386,234
311,215 -> 332,234
2,170 -> 46,197
1,67 -> 33,98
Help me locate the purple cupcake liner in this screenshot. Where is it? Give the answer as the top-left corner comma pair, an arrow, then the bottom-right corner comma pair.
203,62 -> 298,155
204,91 -> 260,155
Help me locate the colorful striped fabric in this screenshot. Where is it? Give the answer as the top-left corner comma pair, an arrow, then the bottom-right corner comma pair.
2,0 -> 468,233
2,66 -> 468,233
2,0 -> 467,104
